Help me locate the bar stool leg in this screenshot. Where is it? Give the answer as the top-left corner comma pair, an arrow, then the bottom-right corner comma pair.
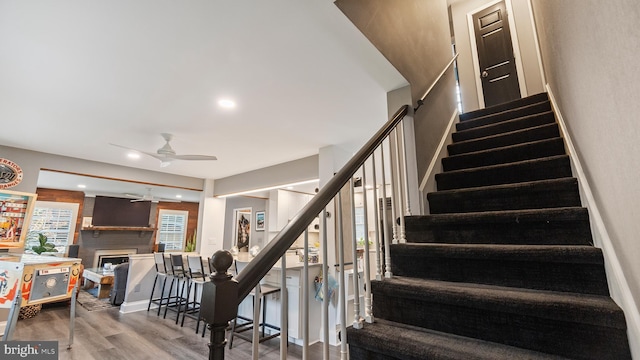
163,277 -> 176,319
157,276 -> 169,317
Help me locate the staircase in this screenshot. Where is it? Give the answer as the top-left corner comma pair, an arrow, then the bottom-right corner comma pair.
347,93 -> 632,359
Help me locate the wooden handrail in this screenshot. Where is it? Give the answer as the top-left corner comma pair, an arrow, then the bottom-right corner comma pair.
414,53 -> 459,112
235,104 -> 409,299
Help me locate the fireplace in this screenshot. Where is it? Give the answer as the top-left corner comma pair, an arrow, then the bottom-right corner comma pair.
93,249 -> 138,268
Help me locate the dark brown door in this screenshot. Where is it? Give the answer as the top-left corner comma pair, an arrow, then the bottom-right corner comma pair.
473,1 -> 520,107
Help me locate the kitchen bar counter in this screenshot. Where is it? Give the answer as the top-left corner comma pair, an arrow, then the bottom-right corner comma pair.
234,252 -> 323,345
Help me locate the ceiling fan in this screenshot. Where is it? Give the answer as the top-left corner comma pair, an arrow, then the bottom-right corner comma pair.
110,133 -> 217,167
124,188 -> 181,203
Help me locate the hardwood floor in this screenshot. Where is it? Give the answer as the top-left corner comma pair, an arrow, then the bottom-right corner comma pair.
12,302 -> 341,359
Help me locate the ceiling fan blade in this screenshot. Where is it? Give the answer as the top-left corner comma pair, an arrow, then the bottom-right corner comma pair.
110,143 -> 170,161
169,154 -> 218,161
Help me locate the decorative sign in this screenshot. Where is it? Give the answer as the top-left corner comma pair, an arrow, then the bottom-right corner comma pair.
0,159 -> 23,189
0,261 -> 24,308
0,190 -> 37,248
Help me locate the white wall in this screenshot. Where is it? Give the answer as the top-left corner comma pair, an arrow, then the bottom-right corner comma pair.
0,145 -> 204,194
530,0 -> 640,356
213,155 -> 319,197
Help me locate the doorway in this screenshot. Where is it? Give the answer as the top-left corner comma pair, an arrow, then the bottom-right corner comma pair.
232,208 -> 252,253
468,0 -> 525,108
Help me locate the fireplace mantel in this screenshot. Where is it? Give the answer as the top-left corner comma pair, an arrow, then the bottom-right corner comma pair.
82,226 -> 156,238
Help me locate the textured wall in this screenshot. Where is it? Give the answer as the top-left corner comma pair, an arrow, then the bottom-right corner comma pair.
531,0 -> 640,325
335,0 -> 458,186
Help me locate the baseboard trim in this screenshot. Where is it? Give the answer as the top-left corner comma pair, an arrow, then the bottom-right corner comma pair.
120,299 -> 151,314
418,109 -> 459,202
547,84 -> 640,358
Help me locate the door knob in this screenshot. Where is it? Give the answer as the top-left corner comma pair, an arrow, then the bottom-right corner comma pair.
481,71 -> 488,78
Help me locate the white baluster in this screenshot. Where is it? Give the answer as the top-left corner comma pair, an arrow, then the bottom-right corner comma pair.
361,162 -> 374,323
380,142 -> 393,278
370,152 -> 383,281
350,178 -> 364,329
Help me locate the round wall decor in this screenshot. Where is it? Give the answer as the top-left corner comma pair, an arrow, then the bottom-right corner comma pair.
0,158 -> 23,189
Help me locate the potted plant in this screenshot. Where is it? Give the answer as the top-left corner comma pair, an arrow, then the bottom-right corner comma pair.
30,233 -> 58,255
184,230 -> 196,252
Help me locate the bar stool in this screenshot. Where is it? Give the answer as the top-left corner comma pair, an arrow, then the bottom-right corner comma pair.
228,261 -> 281,349
182,255 -> 207,334
148,253 -> 171,315
164,254 -> 189,323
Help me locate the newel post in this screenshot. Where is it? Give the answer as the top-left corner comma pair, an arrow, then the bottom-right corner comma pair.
200,250 -> 238,360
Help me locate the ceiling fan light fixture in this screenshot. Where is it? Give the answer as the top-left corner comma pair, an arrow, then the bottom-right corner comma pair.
218,99 -> 236,109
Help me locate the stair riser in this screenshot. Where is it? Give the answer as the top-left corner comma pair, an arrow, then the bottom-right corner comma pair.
372,290 -> 631,360
405,221 -> 592,245
459,92 -> 549,121
457,102 -> 552,132
390,252 -> 609,295
448,123 -> 560,156
442,138 -> 565,172
454,111 -> 555,142
428,179 -> 581,213
436,156 -> 572,191
405,208 -> 593,245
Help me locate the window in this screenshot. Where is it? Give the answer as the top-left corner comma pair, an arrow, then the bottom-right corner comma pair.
27,201 -> 79,253
157,209 -> 188,251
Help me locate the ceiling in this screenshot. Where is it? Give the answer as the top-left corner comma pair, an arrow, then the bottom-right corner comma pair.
0,1 -> 406,198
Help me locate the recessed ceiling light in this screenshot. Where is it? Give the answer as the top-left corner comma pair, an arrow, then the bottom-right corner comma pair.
77,184 -> 86,189
175,194 -> 182,199
127,152 -> 141,159
218,99 -> 236,109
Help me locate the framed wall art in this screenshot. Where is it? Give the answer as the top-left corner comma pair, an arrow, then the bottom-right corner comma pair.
255,211 -> 265,231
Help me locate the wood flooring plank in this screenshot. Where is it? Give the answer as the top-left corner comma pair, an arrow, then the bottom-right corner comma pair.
13,303 -> 341,360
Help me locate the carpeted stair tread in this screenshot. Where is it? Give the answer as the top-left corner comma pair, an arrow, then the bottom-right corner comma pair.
448,123 -> 560,156
453,111 -> 555,142
391,243 -> 603,264
456,101 -> 552,132
409,207 -> 588,225
373,277 -> 626,329
390,243 -> 609,295
436,155 -> 572,191
428,178 -> 581,213
371,278 -> 632,359
404,207 -> 593,245
459,92 -> 549,122
442,137 -> 566,171
347,319 -> 570,360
